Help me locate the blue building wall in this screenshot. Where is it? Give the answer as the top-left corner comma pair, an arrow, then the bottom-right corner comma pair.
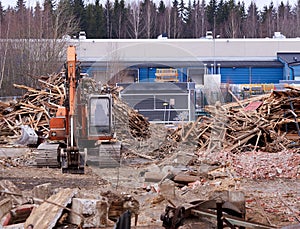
82,65 -> 283,84
290,65 -> 300,78
139,68 -> 149,82
221,68 -> 250,84
251,68 -> 283,83
220,67 -> 283,84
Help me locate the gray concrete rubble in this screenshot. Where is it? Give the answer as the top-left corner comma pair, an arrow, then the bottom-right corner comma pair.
69,197 -> 110,228
31,183 -> 52,203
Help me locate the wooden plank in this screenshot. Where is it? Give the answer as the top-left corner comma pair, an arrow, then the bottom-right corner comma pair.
25,188 -> 78,229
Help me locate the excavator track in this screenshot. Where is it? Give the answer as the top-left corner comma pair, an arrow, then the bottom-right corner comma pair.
86,142 -> 121,168
33,142 -> 61,168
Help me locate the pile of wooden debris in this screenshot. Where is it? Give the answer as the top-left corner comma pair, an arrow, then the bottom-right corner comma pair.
0,73 -> 150,145
1,74 -> 300,158
181,86 -> 300,154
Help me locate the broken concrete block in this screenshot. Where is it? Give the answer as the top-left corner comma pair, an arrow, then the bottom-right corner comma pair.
209,190 -> 245,217
69,197 -> 109,228
172,153 -> 194,166
96,198 -> 110,226
0,198 -> 12,220
144,172 -> 164,183
228,190 -> 245,217
32,183 -> 52,203
159,180 -> 175,200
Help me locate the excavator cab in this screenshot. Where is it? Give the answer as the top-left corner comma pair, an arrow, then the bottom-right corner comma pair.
88,95 -> 113,137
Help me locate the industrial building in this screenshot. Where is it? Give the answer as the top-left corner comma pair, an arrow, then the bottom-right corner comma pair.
71,38 -> 300,122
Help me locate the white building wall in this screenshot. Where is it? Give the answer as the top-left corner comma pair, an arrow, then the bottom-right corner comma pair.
72,38 -> 300,63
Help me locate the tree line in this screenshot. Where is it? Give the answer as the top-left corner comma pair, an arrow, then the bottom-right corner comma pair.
0,0 -> 299,96
1,0 -> 300,40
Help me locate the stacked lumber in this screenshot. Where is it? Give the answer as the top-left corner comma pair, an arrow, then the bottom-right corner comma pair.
182,87 -> 300,153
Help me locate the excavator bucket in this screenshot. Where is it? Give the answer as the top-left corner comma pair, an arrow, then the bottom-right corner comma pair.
16,125 -> 38,146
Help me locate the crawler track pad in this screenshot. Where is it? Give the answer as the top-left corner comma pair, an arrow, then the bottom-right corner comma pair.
86,142 -> 121,168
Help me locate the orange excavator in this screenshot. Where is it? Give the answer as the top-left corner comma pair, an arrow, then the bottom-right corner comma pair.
22,45 -> 120,173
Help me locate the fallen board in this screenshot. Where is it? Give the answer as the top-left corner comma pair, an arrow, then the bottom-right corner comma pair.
24,188 -> 77,229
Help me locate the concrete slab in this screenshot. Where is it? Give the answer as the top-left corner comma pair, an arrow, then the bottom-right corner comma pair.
32,183 -> 52,203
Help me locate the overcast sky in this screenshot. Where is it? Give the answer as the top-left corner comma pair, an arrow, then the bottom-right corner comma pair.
0,0 -> 298,10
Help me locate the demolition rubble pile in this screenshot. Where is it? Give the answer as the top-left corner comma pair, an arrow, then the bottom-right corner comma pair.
0,73 -> 151,145
1,72 -> 300,159
0,73 -> 66,141
181,86 -> 300,154
0,180 -> 140,228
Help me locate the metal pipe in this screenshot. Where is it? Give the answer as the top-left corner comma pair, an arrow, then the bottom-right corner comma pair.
70,116 -> 74,147
191,209 -> 276,229
216,200 -> 223,229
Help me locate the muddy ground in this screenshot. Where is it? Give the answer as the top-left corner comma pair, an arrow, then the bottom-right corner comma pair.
0,146 -> 300,228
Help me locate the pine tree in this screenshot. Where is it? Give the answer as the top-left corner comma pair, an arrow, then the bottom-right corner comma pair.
95,0 -> 105,38
74,0 -> 87,33
245,1 -> 259,38
86,3 -> 97,38
206,0 -> 217,32
157,0 -> 167,36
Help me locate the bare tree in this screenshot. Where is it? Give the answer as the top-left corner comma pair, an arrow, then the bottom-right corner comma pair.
245,2 -> 259,38
127,1 -> 143,38
105,0 -> 113,38
224,1 -> 243,38
140,0 -> 157,38
294,0 -> 300,37
0,1 -> 78,97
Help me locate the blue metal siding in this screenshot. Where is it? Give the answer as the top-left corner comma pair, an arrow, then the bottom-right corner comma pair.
149,68 -> 156,82
177,68 -> 188,82
292,65 -> 300,78
251,68 -> 283,84
139,68 -> 156,82
139,68 -> 149,82
221,67 -> 283,84
221,68 -> 250,84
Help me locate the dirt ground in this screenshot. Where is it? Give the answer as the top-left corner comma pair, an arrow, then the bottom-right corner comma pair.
0,146 -> 300,228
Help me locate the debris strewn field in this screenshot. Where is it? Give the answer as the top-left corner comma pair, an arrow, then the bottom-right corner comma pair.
0,76 -> 300,228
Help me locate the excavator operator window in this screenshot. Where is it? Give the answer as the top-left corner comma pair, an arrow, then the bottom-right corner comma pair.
89,97 -> 111,136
